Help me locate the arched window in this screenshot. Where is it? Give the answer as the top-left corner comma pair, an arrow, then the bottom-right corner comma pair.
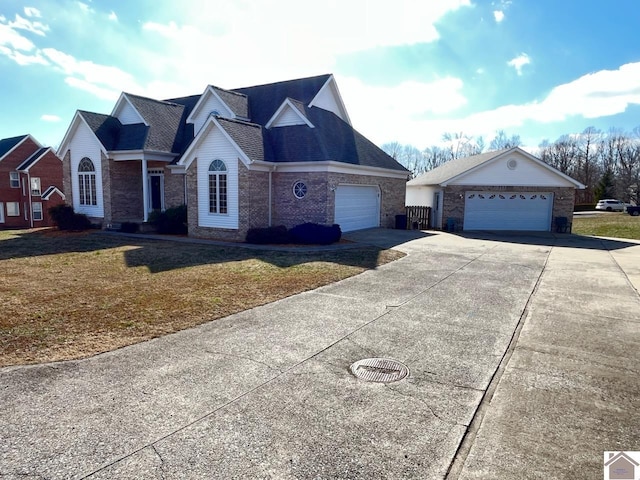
78,157 -> 97,206
208,159 -> 227,214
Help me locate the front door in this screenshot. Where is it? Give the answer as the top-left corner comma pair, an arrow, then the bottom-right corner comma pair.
148,171 -> 164,212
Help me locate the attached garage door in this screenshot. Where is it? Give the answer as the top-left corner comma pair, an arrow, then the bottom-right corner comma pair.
463,191 -> 553,231
334,185 -> 380,232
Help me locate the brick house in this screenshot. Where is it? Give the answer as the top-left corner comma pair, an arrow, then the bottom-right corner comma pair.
0,135 -> 65,229
57,74 -> 409,240
405,147 -> 585,232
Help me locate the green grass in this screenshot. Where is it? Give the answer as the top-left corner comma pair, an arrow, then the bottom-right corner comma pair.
572,212 -> 640,240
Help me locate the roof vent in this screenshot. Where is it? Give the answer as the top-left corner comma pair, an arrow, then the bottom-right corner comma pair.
507,159 -> 518,170
209,110 -> 220,117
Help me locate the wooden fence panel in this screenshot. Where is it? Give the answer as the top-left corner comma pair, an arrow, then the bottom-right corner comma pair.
405,205 -> 431,230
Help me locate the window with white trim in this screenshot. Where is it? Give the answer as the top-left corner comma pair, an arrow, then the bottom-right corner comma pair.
6,202 -> 19,217
9,172 -> 19,188
33,202 -> 43,221
31,177 -> 41,196
0,203 -> 4,223
208,159 -> 228,214
78,157 -> 97,206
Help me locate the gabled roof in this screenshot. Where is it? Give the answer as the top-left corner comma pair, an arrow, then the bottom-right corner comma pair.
212,87 -> 249,119
41,186 -> 65,200
407,147 -> 585,188
265,106 -> 408,171
216,117 -> 269,162
17,147 -> 52,171
265,97 -> 314,129
78,111 -> 124,151
604,452 -> 639,467
233,74 -> 332,126
124,94 -> 188,152
0,134 -> 31,160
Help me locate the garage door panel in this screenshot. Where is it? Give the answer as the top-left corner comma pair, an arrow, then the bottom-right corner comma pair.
463,192 -> 553,231
335,185 -> 380,232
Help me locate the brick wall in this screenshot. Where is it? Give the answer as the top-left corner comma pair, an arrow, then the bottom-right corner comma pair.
101,152 -> 112,224
0,138 -> 40,228
62,150 -> 72,208
109,159 -> 143,221
272,172 -> 330,227
164,168 -> 185,208
442,185 -> 577,231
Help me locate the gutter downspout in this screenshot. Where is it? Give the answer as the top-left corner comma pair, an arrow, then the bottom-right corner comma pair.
26,171 -> 33,228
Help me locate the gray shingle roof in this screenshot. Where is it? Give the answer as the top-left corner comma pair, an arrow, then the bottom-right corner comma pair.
17,147 -> 50,170
407,148 -> 513,186
215,117 -> 268,162
0,134 -> 29,159
74,74 -> 407,173
124,94 -> 186,152
211,87 -> 249,119
233,74 -> 332,126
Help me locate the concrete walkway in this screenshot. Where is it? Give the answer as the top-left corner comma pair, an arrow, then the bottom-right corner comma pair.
1,230 -> 638,479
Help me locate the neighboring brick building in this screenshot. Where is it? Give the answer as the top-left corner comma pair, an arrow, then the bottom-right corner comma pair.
57,74 -> 409,240
0,135 -> 65,229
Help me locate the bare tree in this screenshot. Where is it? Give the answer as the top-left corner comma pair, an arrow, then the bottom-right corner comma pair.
489,130 -> 522,150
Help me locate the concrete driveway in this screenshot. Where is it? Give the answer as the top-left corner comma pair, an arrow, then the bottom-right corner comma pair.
1,230 -> 639,479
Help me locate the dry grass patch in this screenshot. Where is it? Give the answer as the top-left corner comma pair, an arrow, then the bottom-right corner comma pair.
0,229 -> 404,366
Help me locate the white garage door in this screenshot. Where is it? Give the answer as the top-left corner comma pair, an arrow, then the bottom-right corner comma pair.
334,185 -> 380,232
463,191 -> 553,231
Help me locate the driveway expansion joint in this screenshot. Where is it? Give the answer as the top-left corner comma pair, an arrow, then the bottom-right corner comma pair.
204,350 -> 282,373
444,241 -> 554,480
384,384 -> 464,428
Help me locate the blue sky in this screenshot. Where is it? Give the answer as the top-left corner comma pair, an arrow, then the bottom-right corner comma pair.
1,0 -> 639,151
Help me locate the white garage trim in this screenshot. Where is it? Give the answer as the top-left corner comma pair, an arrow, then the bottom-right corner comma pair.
334,184 -> 380,232
463,191 -> 553,231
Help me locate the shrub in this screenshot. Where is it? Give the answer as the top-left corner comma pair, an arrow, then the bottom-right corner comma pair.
574,203 -> 596,212
119,222 -> 139,233
48,204 -> 92,231
148,205 -> 188,234
289,223 -> 342,245
246,225 -> 291,244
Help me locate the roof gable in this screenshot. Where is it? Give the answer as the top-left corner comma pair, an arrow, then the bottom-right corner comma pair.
17,147 -> 53,171
42,186 -> 65,200
186,85 -> 242,127
0,134 -> 36,161
233,74 -> 331,126
266,98 -> 314,129
407,147 -> 585,188
308,75 -> 351,124
111,93 -> 147,125
57,111 -> 111,157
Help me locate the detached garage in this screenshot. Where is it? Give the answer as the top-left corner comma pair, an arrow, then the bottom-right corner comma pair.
405,147 -> 585,232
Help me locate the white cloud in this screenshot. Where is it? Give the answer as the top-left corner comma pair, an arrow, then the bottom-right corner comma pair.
41,114 -> 61,122
77,2 -> 93,14
0,45 -> 48,65
0,22 -> 36,51
64,77 -> 120,101
508,53 -> 530,75
108,11 -> 118,21
493,10 -> 505,22
8,14 -> 49,36
24,7 -> 42,18
380,61 -> 640,148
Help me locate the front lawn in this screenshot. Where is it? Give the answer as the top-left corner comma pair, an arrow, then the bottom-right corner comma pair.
0,229 -> 403,367
572,212 -> 640,240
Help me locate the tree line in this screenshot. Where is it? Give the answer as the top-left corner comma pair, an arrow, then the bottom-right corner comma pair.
383,127 -> 640,205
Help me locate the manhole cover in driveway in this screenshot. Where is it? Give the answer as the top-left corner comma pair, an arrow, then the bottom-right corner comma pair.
350,358 -> 409,383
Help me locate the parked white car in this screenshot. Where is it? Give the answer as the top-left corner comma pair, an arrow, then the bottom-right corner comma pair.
595,199 -> 625,211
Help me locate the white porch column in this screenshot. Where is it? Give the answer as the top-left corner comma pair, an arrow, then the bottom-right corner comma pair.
142,157 -> 149,222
